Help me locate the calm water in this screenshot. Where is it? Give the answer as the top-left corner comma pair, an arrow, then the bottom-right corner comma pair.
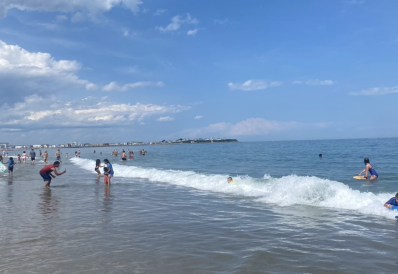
1,139 -> 398,273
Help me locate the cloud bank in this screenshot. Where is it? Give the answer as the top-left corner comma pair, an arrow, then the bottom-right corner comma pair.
156,13 -> 199,34
348,86 -> 398,96
0,95 -> 189,131
292,79 -> 335,85
0,40 -> 163,102
228,80 -> 282,91
0,0 -> 143,18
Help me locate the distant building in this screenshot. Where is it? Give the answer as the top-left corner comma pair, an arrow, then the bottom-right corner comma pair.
0,142 -> 9,148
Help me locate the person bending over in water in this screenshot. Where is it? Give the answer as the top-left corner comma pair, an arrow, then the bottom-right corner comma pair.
95,159 -> 103,177
358,157 -> 378,180
384,193 -> 398,210
39,161 -> 66,187
227,177 -> 237,184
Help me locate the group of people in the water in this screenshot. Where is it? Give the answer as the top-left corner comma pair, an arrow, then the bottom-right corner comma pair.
0,151 -> 388,211
95,159 -> 114,185
111,149 -> 146,160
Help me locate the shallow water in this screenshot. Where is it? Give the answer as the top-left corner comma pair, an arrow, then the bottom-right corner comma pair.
1,139 -> 398,273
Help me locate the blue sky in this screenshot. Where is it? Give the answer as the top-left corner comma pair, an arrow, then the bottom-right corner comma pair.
0,0 -> 397,144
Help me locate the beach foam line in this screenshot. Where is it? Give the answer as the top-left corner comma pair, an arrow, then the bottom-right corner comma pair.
70,157 -> 396,219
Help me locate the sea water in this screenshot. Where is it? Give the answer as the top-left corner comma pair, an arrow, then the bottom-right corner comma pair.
1,138 -> 398,273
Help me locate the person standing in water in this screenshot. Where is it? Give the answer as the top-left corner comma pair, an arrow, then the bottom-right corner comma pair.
95,159 -> 103,178
55,149 -> 62,163
358,157 -> 378,180
121,150 -> 127,161
7,157 -> 15,176
66,153 -> 68,159
22,151 -> 27,163
43,151 -> 48,164
39,149 -> 42,157
103,159 -> 114,184
30,149 -> 36,164
103,167 -> 110,184
39,161 -> 66,187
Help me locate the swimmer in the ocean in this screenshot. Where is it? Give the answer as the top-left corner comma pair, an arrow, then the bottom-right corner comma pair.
358,157 -> 378,180
227,177 -> 237,184
384,193 -> 398,210
121,151 -> 127,161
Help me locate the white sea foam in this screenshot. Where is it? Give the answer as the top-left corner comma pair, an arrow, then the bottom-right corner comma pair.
70,158 -> 397,219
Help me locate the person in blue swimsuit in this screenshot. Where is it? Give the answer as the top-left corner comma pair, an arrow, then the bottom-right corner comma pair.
384,193 -> 398,210
358,157 -> 378,180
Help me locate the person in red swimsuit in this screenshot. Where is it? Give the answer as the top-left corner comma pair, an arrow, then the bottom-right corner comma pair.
39,161 -> 66,187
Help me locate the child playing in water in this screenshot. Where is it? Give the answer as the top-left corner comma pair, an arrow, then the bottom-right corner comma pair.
17,154 -> 21,163
103,167 -> 109,184
95,159 -> 103,178
359,157 -> 378,180
7,157 -> 15,176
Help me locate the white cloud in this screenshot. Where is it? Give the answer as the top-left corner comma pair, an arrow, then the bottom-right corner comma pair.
349,86 -> 398,96
194,115 -> 203,120
0,39 -> 95,95
214,18 -> 228,24
123,28 -> 129,37
182,118 -> 329,137
157,116 -> 174,122
71,11 -> 85,22
292,79 -> 335,85
0,0 -> 143,19
0,95 -> 188,130
227,80 -> 282,91
154,8 -> 167,15
0,40 -> 164,101
56,14 -> 68,20
102,81 -> 164,92
187,29 -> 199,36
156,13 -> 199,33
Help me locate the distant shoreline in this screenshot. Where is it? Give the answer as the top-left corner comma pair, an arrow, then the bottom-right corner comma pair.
2,140 -> 239,151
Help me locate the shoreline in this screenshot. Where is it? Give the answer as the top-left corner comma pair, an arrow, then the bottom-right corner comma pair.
2,140 -> 239,151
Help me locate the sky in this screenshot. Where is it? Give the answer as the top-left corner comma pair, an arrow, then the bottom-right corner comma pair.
0,0 -> 398,144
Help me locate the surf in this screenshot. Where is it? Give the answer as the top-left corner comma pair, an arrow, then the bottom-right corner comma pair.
70,157 -> 397,219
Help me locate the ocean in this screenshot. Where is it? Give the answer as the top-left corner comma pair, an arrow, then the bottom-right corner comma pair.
1,138 -> 398,273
